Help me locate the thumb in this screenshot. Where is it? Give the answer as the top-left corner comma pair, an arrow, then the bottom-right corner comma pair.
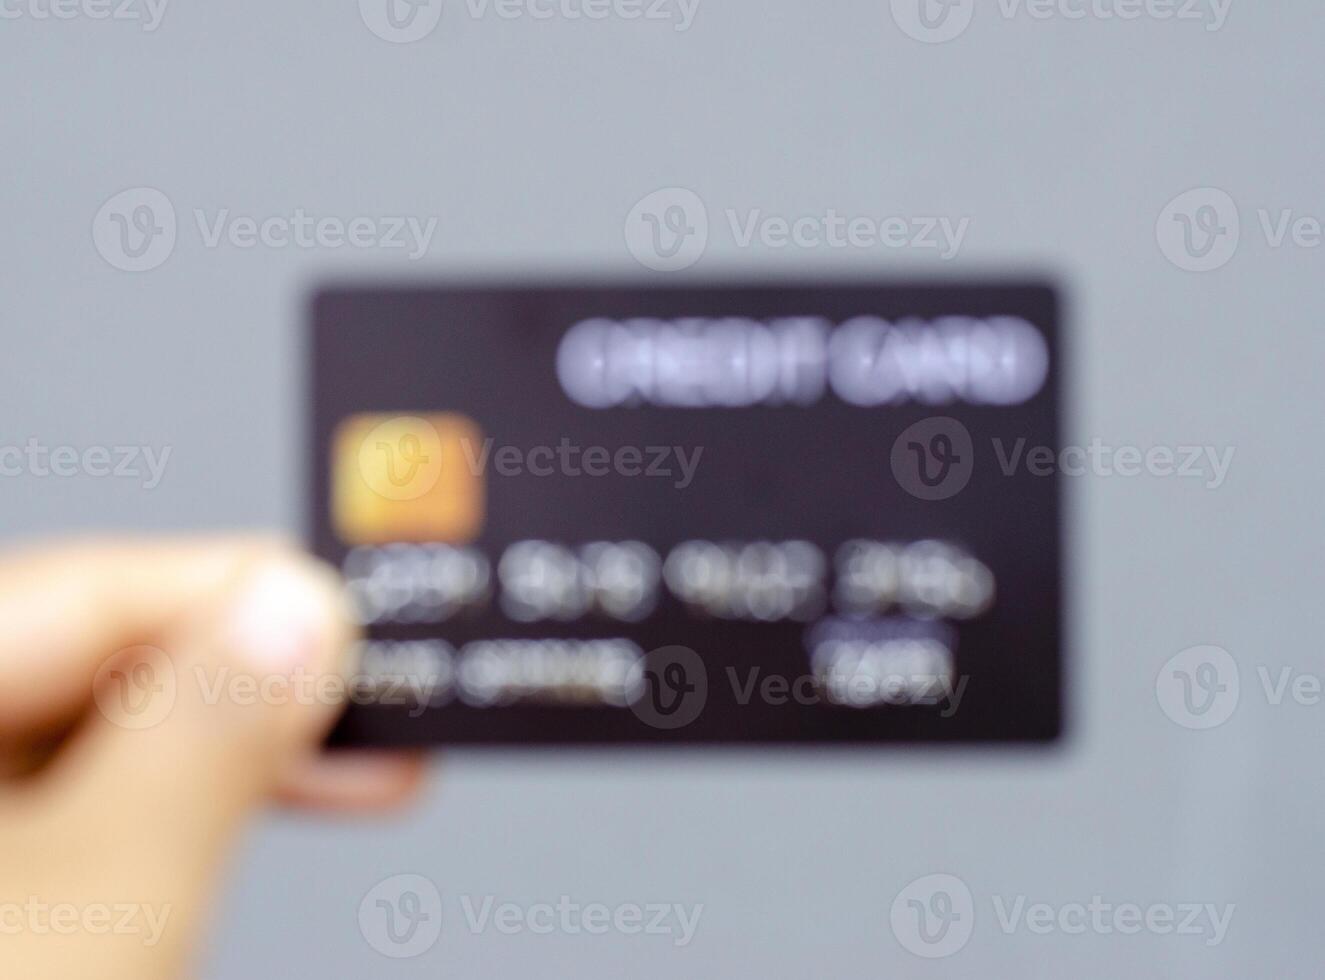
24,552 -> 355,977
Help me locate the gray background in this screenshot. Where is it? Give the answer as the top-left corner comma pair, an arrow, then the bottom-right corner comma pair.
3,0 -> 1320,975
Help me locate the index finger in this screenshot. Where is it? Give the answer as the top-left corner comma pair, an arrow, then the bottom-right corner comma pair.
0,536 -> 286,738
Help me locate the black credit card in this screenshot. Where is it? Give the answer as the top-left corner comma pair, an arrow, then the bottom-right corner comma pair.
309,282 -> 1063,745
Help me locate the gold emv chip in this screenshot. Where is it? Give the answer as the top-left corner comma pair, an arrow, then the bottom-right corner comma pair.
332,413 -> 484,545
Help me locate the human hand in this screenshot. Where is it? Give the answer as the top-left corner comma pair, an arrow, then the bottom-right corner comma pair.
0,538 -> 424,979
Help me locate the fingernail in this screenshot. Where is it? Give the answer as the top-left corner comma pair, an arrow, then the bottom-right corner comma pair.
228,563 -> 338,675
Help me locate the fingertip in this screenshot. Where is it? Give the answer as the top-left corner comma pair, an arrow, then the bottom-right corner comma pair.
224,557 -> 355,681
274,751 -> 430,813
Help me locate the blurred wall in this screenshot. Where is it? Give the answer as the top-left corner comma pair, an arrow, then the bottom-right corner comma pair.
2,1 -> 1321,976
